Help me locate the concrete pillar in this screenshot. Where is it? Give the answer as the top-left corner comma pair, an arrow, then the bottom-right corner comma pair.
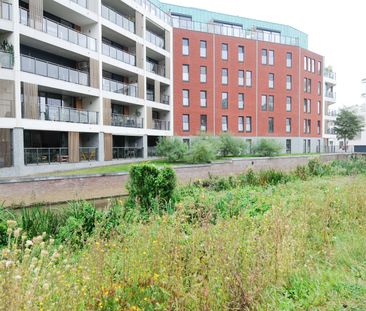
136,43 -> 145,69
13,127 -> 24,170
143,134 -> 148,159
146,106 -> 153,129
138,75 -> 145,100
154,80 -> 160,104
98,132 -> 104,162
164,30 -> 170,52
135,12 -> 144,38
165,56 -> 170,79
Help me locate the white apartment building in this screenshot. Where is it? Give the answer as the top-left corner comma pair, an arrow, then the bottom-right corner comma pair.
322,66 -> 337,152
0,0 -> 173,177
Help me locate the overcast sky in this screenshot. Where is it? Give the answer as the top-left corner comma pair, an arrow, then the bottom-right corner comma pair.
164,0 -> 366,108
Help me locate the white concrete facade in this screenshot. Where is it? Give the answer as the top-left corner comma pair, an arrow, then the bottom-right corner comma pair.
0,0 -> 173,177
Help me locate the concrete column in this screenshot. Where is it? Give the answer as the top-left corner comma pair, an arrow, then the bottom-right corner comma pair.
165,56 -> 170,79
13,127 -> 24,170
98,132 -> 104,162
164,30 -> 170,52
138,75 -> 145,100
136,43 -> 145,69
154,80 -> 160,104
135,12 -> 144,38
143,134 -> 148,159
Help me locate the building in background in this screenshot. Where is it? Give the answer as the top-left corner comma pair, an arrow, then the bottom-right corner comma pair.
0,0 -> 173,177
156,3 -> 323,154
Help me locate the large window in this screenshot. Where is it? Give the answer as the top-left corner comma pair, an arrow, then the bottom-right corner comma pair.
286,52 -> 292,68
286,139 -> 291,154
268,95 -> 274,111
286,118 -> 291,133
261,49 -> 267,65
269,50 -> 274,65
317,61 -> 322,75
200,91 -> 207,107
221,43 -> 228,60
269,73 -> 274,89
238,93 -> 244,109
182,89 -> 189,106
318,81 -> 321,95
317,120 -> 321,134
200,40 -> 207,58
238,116 -> 244,132
200,115 -> 207,132
261,95 -> 267,111
182,114 -> 190,131
238,70 -> 244,86
268,117 -> 274,133
286,96 -> 292,112
182,64 -> 189,81
200,66 -> 207,83
246,116 -> 252,132
182,38 -> 189,55
238,46 -> 244,62
246,71 -> 252,87
222,115 -> 228,132
222,92 -> 228,109
222,68 -> 228,85
286,75 -> 292,90
317,100 -> 321,115
304,78 -> 312,93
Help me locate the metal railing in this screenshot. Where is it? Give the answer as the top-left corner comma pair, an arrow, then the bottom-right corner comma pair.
146,30 -> 165,49
325,91 -> 336,100
146,91 -> 154,101
152,119 -> 170,130
19,8 -> 97,51
326,128 -> 336,135
160,94 -> 169,105
80,147 -> 98,161
0,51 -> 13,69
0,1 -> 11,20
324,69 -> 336,80
101,4 -> 135,34
325,110 -> 337,117
44,105 -> 98,124
24,147 -> 69,165
113,147 -> 143,159
102,42 -> 135,66
324,145 -> 336,153
172,17 -> 300,47
71,0 -> 88,9
102,77 -> 138,97
111,113 -> 143,128
21,55 -> 90,86
146,60 -> 165,77
132,0 -> 171,25
148,146 -> 157,157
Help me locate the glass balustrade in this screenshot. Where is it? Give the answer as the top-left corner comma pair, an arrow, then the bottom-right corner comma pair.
152,119 -> 170,130
102,43 -> 136,66
111,113 -> 143,128
0,1 -> 11,20
71,0 -> 88,9
0,51 -> 13,69
146,30 -> 165,49
101,4 -> 135,34
102,77 -> 138,97
44,105 -> 98,124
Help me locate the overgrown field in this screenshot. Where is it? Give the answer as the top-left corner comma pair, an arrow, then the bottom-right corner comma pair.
1,158 -> 366,310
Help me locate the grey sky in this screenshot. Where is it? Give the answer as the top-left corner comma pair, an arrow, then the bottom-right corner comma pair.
164,0 -> 365,108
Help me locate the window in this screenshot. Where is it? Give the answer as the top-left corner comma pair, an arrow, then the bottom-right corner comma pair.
261,49 -> 267,64
200,66 -> 207,83
307,58 -> 311,72
238,93 -> 244,109
238,116 -> 244,132
238,46 -> 244,62
311,59 -> 315,73
268,117 -> 274,133
317,100 -> 321,115
268,95 -> 274,111
286,139 -> 291,154
246,116 -> 252,132
222,115 -> 228,132
307,79 -> 311,93
261,95 -> 267,111
200,91 -> 207,107
221,43 -> 228,60
182,38 -> 189,55
222,68 -> 228,85
222,92 -> 228,109
182,65 -> 189,81
182,114 -> 190,131
286,52 -> 292,68
182,89 -> 189,106
307,99 -> 311,113
304,99 -> 311,113
200,40 -> 207,58
304,119 -> 311,134
286,118 -> 291,133
317,61 -> 322,75
317,120 -> 321,134
269,73 -> 274,89
308,120 -> 311,134
238,70 -> 244,86
286,96 -> 292,112
303,139 -> 307,153
200,115 -> 207,132
304,56 -> 307,71
318,81 -> 321,95
183,138 -> 190,147
308,139 -> 311,152
269,50 -> 274,65
286,75 -> 292,90
246,71 -> 252,87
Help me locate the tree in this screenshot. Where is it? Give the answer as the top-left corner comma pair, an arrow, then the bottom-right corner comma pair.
334,108 -> 364,152
156,137 -> 188,162
252,139 -> 282,157
218,133 -> 246,157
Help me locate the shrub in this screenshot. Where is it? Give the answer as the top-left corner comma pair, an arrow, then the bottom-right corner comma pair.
307,158 -> 330,176
257,169 -> 289,186
126,164 -> 176,214
239,168 -> 258,186
294,165 -> 308,180
0,206 -> 15,246
218,133 -> 246,157
186,136 -> 218,163
252,139 -> 282,157
156,137 -> 188,162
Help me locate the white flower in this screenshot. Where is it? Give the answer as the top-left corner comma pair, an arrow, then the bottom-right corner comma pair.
13,228 -> 22,238
6,220 -> 17,228
5,260 -> 13,268
15,275 -> 22,281
25,240 -> 33,247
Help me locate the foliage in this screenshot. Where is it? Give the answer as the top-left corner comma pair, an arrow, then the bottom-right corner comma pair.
218,133 -> 246,157
252,139 -> 282,157
185,136 -> 218,163
0,206 -> 15,246
335,108 -> 364,151
156,137 -> 188,162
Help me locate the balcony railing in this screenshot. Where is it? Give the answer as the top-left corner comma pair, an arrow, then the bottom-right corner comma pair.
152,119 -> 170,130
148,146 -> 157,157
102,43 -> 136,66
0,51 -> 13,69
101,4 -> 135,34
113,147 -> 143,159
102,77 -> 138,97
146,61 -> 165,77
325,91 -> 336,100
172,17 -> 300,47
80,147 -> 98,161
325,110 -> 337,117
160,94 -> 169,105
24,147 -> 69,165
19,8 -> 97,51
324,69 -> 336,80
111,113 -> 143,128
44,105 -> 98,124
146,91 -> 154,101
0,1 -> 11,20
71,0 -> 88,9
21,55 -> 90,86
132,0 -> 171,25
146,30 -> 165,49
326,128 -> 336,135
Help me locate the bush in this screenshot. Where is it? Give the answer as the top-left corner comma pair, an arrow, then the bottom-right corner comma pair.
186,136 -> 218,163
218,133 -> 246,157
307,158 -> 330,177
0,206 -> 15,246
257,169 -> 289,186
294,165 -> 308,180
126,164 -> 176,214
156,137 -> 188,162
252,139 -> 282,157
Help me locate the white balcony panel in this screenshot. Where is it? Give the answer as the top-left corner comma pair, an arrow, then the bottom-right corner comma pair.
145,100 -> 170,111
45,0 -> 98,23
101,55 -> 143,76
145,70 -> 170,85
101,18 -> 142,45
145,41 -> 169,57
102,91 -> 144,106
0,19 -> 13,32
103,125 -> 146,136
0,68 -> 15,81
20,119 -> 100,133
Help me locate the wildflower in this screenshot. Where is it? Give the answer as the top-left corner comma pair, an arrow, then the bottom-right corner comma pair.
1,248 -> 10,258
43,283 -> 50,290
13,228 -> 22,238
40,242 -> 46,249
5,260 -> 13,268
7,228 -> 12,235
49,239 -> 55,245
51,251 -> 60,260
25,240 -> 33,248
6,220 -> 17,228
33,235 -> 43,244
15,275 -> 22,281
40,250 -> 49,258
153,273 -> 159,280
22,234 -> 27,241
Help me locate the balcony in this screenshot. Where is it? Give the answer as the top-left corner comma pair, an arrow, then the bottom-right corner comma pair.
160,94 -> 169,105
152,119 -> 170,130
102,77 -> 138,97
325,110 -> 337,117
43,105 -> 98,124
326,128 -> 336,135
132,0 -> 171,25
24,147 -> 69,165
113,147 -> 143,159
146,61 -> 165,77
71,0 -> 88,9
19,8 -> 97,52
102,42 -> 136,66
146,30 -> 165,49
0,51 -> 13,69
21,55 -> 90,86
101,4 -> 135,34
324,69 -> 336,80
325,91 -> 336,100
80,147 -> 98,161
111,113 -> 143,128
0,0 -> 11,20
